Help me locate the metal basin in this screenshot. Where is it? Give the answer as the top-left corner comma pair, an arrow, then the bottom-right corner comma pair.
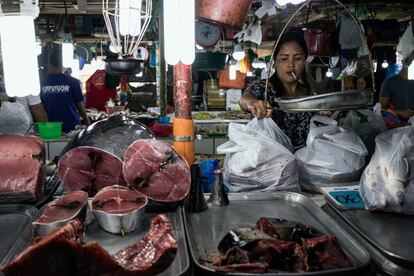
91,185 -> 148,235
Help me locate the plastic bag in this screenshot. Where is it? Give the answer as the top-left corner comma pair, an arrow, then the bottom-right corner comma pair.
217,118 -> 299,192
295,116 -> 368,184
198,159 -> 221,193
332,104 -> 387,155
0,102 -> 31,135
397,21 -> 414,66
360,123 -> 414,213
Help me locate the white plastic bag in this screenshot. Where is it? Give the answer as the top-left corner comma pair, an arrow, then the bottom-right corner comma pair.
295,116 -> 368,184
0,102 -> 31,135
397,21 -> 414,66
217,118 -> 299,192
360,124 -> 414,214
332,104 -> 387,155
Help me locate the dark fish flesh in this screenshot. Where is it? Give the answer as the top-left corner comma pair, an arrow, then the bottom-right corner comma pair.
302,235 -> 351,271
256,217 -> 321,244
1,215 -> 177,276
207,169 -> 229,207
217,227 -> 272,254
123,139 -> 190,203
58,115 -> 154,161
213,217 -> 351,273
33,191 -> 88,236
57,146 -> 126,196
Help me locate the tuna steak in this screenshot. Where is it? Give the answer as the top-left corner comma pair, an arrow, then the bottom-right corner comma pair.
33,191 -> 88,236
123,139 -> 191,203
58,115 -> 154,161
34,191 -> 88,224
57,146 -> 126,196
0,157 -> 44,201
0,134 -> 44,161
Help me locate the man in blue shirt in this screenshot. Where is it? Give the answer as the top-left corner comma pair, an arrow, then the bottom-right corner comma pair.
40,48 -> 90,133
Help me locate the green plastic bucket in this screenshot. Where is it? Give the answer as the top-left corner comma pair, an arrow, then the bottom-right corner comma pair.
35,122 -> 62,139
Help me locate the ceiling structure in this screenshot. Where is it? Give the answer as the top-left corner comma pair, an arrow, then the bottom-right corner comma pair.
34,0 -> 414,53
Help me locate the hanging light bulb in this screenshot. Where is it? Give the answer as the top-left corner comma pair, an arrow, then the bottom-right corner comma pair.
119,0 -> 141,36
102,0 -> 151,57
164,0 -> 195,65
0,0 -> 40,97
62,39 -> 74,68
382,59 -> 389,69
326,68 -> 333,78
232,43 -> 245,61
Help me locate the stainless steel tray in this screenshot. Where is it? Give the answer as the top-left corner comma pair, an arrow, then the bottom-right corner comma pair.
0,205 -> 37,266
2,206 -> 189,276
323,202 -> 414,272
276,90 -> 374,112
183,192 -> 371,276
323,203 -> 414,276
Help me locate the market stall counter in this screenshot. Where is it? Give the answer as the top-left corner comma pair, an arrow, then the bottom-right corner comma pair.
323,202 -> 414,276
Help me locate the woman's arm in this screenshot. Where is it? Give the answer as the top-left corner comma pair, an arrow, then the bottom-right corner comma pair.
239,91 -> 272,119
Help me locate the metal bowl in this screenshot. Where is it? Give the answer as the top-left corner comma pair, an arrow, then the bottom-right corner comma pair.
276,89 -> 374,112
105,58 -> 143,75
91,185 -> 148,235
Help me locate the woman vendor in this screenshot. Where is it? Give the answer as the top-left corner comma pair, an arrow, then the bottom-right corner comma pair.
239,31 -> 312,151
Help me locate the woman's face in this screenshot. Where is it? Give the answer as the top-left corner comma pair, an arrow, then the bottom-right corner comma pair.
275,41 -> 306,85
356,78 -> 366,90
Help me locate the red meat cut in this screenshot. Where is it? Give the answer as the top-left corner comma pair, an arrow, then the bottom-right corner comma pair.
2,215 -> 177,276
57,146 -> 126,196
0,157 -> 44,201
92,185 -> 147,214
0,134 -> 44,161
123,139 -> 190,202
114,214 -> 178,275
33,191 -> 88,224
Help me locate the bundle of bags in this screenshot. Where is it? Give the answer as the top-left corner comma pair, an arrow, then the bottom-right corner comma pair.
360,118 -> 414,214
217,118 -> 300,192
295,116 -> 368,184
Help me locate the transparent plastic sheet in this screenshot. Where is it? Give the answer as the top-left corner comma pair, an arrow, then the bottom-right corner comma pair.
360,122 -> 414,214
217,118 -> 299,192
397,21 -> 414,66
0,102 -> 31,135
295,116 -> 368,184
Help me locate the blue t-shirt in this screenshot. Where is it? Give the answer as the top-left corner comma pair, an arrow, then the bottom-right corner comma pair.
380,75 -> 414,111
40,74 -> 84,133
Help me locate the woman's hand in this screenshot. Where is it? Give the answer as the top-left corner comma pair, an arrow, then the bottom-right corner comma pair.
247,100 -> 273,119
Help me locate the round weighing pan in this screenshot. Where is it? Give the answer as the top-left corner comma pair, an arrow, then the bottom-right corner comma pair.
105,59 -> 143,75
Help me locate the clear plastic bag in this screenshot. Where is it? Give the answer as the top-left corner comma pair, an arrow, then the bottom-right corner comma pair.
217,118 -> 299,192
332,104 -> 387,155
295,115 -> 368,184
360,123 -> 414,213
0,102 -> 31,135
397,21 -> 414,66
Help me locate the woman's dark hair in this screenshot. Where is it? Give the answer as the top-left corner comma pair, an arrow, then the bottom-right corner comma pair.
270,31 -> 310,95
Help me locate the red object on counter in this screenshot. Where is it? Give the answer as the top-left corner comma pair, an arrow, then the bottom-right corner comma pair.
85,70 -> 117,111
